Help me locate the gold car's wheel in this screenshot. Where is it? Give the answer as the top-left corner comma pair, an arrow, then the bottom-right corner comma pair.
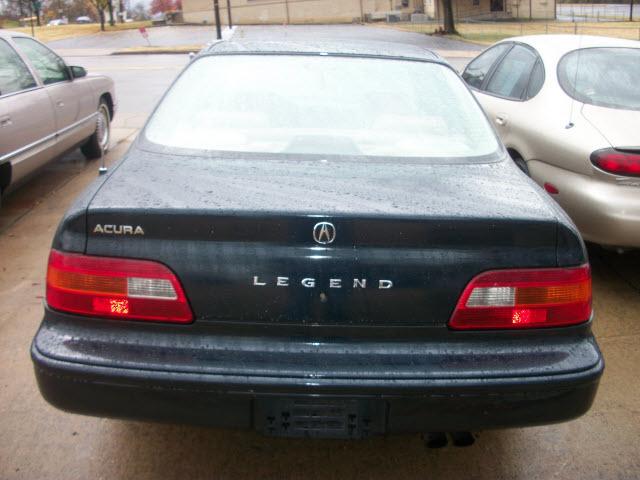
510,153 -> 530,176
81,99 -> 111,160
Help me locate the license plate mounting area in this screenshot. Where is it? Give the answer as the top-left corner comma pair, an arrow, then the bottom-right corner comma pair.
255,397 -> 385,439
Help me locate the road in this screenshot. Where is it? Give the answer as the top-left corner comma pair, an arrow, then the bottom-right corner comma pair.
46,25 -> 221,50
556,3 -> 636,22
0,25 -> 639,480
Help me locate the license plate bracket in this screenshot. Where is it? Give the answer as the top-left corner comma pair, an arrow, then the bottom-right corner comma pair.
255,397 -> 384,439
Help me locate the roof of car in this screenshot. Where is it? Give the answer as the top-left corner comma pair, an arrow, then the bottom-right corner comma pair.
0,29 -> 29,38
500,34 -> 640,56
203,39 -> 443,63
0,29 -> 30,39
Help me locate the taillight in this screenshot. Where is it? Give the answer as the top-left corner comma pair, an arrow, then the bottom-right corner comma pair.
449,265 -> 591,330
46,250 -> 193,323
543,182 -> 559,195
591,148 -> 640,177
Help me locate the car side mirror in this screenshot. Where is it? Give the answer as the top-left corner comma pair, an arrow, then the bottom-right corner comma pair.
69,66 -> 87,79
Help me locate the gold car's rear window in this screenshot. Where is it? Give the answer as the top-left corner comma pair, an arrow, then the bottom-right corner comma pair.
558,47 -> 640,111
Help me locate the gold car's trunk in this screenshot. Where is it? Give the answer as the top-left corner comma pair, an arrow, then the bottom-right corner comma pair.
581,104 -> 640,150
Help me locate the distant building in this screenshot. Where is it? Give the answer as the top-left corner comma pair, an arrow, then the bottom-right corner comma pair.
424,0 -> 556,20
181,0 -> 554,25
182,0 -> 421,25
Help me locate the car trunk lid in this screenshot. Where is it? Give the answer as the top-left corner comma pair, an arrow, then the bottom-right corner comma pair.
84,149 -> 561,327
581,104 -> 640,150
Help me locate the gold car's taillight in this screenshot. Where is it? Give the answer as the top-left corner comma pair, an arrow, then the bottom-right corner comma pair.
591,148 -> 640,177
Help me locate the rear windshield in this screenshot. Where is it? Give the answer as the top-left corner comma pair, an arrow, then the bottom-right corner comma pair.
558,47 -> 640,111
144,55 -> 499,158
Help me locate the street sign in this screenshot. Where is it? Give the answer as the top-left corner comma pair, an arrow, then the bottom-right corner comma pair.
138,27 -> 151,46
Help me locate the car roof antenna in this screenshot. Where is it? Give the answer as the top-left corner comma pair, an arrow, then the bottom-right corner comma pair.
98,147 -> 108,175
566,36 -> 584,130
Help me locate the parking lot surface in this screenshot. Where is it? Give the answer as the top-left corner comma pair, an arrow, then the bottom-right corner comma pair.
0,25 -> 639,480
46,25 -> 221,50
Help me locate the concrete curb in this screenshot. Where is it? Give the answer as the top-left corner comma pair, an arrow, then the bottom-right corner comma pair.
110,26 -> 236,55
111,47 -> 203,55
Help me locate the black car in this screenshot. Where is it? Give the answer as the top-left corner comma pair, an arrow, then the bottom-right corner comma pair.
32,41 -> 603,441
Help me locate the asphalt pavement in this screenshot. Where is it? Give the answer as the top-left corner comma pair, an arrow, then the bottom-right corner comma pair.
0,24 -> 638,480
46,25 -> 220,50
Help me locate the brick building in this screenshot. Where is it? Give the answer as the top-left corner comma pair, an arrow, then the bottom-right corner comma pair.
181,0 -> 555,26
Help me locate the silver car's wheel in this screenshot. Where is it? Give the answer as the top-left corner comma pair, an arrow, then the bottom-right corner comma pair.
81,99 -> 111,159
96,103 -> 111,153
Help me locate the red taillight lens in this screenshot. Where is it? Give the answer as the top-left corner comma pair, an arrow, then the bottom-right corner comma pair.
46,250 -> 193,323
449,265 -> 591,330
591,148 -> 640,177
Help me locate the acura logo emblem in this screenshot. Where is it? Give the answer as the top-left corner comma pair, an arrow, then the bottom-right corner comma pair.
313,222 -> 336,245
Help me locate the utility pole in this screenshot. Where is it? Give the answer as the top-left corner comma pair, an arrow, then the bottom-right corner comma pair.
213,0 -> 222,39
226,0 -> 232,28
631,0 -> 634,21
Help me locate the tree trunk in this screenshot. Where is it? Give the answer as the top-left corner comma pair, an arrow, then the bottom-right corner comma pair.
108,0 -> 115,26
99,8 -> 105,30
442,0 -> 456,34
119,0 -> 124,22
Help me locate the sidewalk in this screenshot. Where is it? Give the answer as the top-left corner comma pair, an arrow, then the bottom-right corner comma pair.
51,25 -> 236,56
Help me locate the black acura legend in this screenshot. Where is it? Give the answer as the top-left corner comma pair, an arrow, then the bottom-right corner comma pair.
31,40 -> 603,442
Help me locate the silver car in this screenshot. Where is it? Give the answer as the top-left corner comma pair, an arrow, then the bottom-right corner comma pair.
0,31 -> 114,203
462,35 -> 640,249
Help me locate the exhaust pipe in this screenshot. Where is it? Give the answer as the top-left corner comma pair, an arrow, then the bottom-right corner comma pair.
423,432 -> 447,448
450,431 -> 475,447
423,432 -> 475,448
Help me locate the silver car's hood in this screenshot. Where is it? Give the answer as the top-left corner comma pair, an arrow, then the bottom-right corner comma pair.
581,104 -> 640,149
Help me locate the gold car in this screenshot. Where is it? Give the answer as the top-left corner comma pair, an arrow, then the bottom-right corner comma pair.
463,35 -> 640,249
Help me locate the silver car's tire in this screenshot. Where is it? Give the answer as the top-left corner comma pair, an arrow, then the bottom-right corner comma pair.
81,100 -> 111,160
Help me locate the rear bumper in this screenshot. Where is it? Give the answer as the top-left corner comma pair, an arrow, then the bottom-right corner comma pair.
530,161 -> 640,248
32,311 -> 604,437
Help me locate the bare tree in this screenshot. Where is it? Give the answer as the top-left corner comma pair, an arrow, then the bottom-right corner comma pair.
107,0 -> 114,25
88,0 -> 108,29
0,0 -> 29,18
130,1 -> 148,19
442,0 -> 456,34
62,0 -> 98,20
